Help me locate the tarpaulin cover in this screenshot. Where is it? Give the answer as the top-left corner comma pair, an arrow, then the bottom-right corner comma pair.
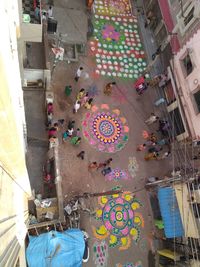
158,187 -> 184,238
26,229 -> 85,267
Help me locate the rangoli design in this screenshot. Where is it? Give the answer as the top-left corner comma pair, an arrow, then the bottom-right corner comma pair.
94,0 -> 132,16
128,157 -> 139,178
105,168 -> 130,181
90,1 -> 146,79
92,191 -> 144,250
82,105 -> 129,153
116,261 -> 143,267
93,241 -> 108,267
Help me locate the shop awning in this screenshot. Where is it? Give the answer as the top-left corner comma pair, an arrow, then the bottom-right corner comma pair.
158,187 -> 184,238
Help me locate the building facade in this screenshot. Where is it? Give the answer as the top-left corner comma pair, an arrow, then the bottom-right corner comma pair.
0,0 -> 32,266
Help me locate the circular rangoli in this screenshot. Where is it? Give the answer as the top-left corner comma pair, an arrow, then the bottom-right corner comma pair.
82,104 -> 129,152
93,191 -> 144,250
105,168 -> 130,181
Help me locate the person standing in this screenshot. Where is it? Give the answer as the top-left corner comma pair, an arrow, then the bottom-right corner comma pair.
75,67 -> 83,82
65,85 -> 72,97
73,100 -> 81,113
47,6 -> 53,18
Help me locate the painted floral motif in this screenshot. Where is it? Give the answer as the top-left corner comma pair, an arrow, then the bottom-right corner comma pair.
128,157 -> 139,178
102,25 -> 121,42
105,168 -> 130,181
93,241 -> 108,267
92,191 -> 144,250
90,14 -> 146,79
95,0 -> 132,16
82,105 -> 129,153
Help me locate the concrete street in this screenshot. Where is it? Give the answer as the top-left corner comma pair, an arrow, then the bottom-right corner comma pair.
48,1 -> 173,266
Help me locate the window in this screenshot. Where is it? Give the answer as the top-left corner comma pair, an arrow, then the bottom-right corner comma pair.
193,90 -> 200,113
184,6 -> 194,26
169,108 -> 185,136
181,54 -> 193,76
177,1 -> 196,35
163,81 -> 176,106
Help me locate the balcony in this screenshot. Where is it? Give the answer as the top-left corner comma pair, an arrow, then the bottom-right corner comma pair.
21,0 -> 42,42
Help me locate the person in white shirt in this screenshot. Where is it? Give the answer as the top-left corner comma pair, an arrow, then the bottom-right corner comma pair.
74,67 -> 83,82
73,100 -> 81,113
47,6 -> 53,18
145,113 -> 159,125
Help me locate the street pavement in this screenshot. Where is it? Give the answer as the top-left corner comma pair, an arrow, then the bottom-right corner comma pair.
50,1 -> 173,267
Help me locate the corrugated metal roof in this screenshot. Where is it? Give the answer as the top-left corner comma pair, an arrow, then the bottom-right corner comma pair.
158,187 -> 184,238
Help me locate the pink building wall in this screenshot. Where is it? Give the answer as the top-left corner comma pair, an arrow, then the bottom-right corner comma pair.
173,29 -> 200,139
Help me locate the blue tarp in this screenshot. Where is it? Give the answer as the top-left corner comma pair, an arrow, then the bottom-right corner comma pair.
158,187 -> 184,238
26,229 -> 85,267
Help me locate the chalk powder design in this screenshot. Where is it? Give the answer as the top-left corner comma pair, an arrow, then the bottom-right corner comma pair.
93,240 -> 108,267
82,105 -> 129,153
92,191 -> 144,250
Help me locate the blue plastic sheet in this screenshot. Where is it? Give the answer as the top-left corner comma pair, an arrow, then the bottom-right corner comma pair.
26,229 -> 85,267
158,187 -> 184,238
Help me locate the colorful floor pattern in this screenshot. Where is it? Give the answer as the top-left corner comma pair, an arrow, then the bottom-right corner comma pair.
128,157 -> 139,178
93,241 -> 108,267
90,0 -> 147,79
105,168 -> 130,181
94,0 -> 132,16
82,104 -> 129,153
116,261 -> 142,267
92,191 -> 144,250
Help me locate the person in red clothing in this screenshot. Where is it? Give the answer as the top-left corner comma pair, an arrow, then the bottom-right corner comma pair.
134,76 -> 145,89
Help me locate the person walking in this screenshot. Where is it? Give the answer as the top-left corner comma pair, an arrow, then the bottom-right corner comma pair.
104,82 -> 116,96
76,88 -> 85,101
88,162 -> 98,170
75,67 -> 83,82
73,100 -> 81,113
65,85 -> 72,97
77,151 -> 85,160
145,113 -> 159,125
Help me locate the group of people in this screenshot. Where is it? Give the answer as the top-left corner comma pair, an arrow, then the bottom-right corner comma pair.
134,73 -> 169,96
137,131 -> 171,161
88,158 -> 113,176
73,88 -> 93,113
137,111 -> 171,160
62,120 -> 81,145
